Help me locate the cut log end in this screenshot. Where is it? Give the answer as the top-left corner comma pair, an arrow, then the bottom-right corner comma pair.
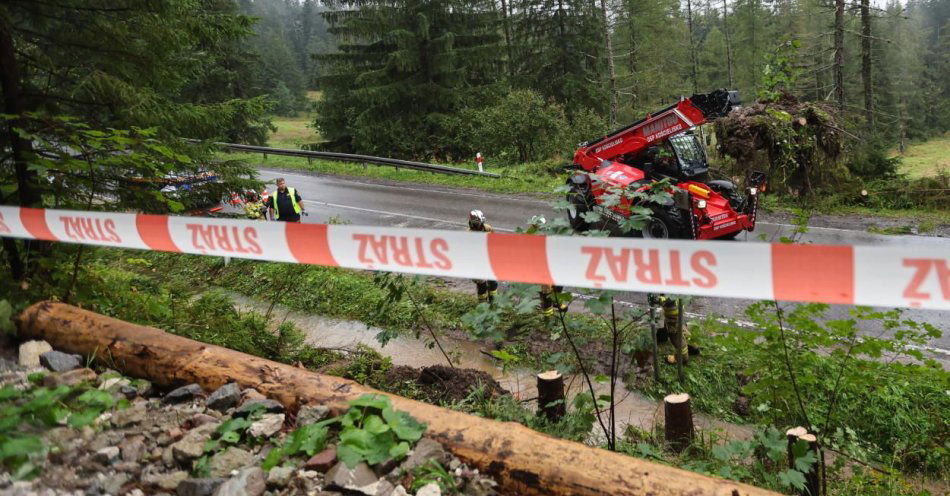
537,370 -> 562,381
664,393 -> 693,452
786,426 -> 808,438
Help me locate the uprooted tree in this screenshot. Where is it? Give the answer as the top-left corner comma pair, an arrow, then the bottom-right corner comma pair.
714,93 -> 845,196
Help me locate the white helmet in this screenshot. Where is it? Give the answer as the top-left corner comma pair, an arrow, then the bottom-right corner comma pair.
469,210 -> 486,229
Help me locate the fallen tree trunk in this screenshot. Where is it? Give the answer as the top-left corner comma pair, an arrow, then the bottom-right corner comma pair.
16,301 -> 778,496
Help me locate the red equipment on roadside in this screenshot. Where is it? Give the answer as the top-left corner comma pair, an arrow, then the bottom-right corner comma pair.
566,89 -> 766,240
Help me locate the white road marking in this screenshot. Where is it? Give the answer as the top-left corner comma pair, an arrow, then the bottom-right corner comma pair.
301,200 -> 516,232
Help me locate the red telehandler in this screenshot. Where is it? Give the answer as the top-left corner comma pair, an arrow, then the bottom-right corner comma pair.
566,89 -> 766,240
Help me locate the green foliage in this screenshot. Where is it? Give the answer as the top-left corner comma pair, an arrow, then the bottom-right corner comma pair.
332,394 -> 426,469
0,381 -> 121,480
460,89 -> 606,163
0,300 -> 15,334
262,423 -> 330,470
410,460 -> 459,493
759,40 -> 802,102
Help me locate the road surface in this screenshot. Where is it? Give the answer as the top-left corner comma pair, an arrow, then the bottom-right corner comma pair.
255,168 -> 950,362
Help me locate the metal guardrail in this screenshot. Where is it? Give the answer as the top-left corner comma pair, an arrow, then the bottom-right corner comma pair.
215,142 -> 500,178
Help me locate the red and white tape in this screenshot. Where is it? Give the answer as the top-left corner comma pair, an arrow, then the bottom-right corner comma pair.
1,206 -> 947,311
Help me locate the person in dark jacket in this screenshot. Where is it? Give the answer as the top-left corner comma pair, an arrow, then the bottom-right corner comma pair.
267,178 -> 305,222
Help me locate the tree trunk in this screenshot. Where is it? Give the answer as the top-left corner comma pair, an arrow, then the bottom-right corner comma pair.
686,0 -> 699,93
722,0 -> 735,87
536,370 -> 566,422
0,21 -> 43,280
786,427 -> 821,496
16,302 -> 778,496
663,393 -> 694,452
600,0 -> 618,126
500,0 -> 514,78
860,0 -> 873,126
833,0 -> 845,110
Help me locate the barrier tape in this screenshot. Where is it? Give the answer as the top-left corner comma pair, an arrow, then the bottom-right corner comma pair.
1,206 -> 947,311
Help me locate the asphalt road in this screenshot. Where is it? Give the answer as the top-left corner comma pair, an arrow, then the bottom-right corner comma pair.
256,168 -> 950,362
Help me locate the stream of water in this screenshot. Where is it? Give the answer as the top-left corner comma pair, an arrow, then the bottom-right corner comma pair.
228,293 -> 754,442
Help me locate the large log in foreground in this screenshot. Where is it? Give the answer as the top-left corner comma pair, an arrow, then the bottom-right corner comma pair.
17,302 -> 778,496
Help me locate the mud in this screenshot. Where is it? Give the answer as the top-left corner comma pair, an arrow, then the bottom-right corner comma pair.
384,365 -> 508,404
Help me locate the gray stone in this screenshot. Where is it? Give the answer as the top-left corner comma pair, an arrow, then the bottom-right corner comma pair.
296,404 -> 330,426
213,467 -> 266,496
42,367 -> 97,388
208,447 -> 254,478
18,340 -> 52,367
206,383 -> 242,412
391,486 -> 410,496
397,439 -> 448,474
121,436 -> 147,463
415,482 -> 441,496
145,470 -> 190,491
265,466 -> 293,488
163,384 -> 204,404
177,478 -> 227,496
94,446 -> 120,465
171,422 -> 220,464
235,399 -> 283,417
101,472 -> 130,494
247,414 -> 284,438
119,384 -> 139,399
99,376 -> 132,394
191,413 -> 219,427
39,350 -> 82,372
113,403 -> 147,427
325,462 -> 379,494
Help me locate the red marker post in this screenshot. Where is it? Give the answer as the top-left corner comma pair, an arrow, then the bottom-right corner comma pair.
476,152 -> 484,173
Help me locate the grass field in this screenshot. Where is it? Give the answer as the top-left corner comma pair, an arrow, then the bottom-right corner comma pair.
893,132 -> 950,178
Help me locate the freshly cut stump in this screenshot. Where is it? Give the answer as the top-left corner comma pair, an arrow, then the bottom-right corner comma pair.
664,393 -> 694,452
16,301 -> 780,496
536,370 -> 565,422
786,427 -> 821,496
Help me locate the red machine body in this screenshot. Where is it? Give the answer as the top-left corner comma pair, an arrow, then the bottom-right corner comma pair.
567,90 -> 763,240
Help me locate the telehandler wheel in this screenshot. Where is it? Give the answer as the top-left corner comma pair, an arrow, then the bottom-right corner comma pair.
641,206 -> 691,239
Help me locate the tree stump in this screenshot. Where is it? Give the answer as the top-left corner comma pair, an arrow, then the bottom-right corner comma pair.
786,427 -> 821,496
536,370 -> 566,422
664,393 -> 693,452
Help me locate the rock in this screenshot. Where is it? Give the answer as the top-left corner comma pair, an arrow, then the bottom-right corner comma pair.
171,422 -> 220,464
247,414 -> 284,438
42,367 -> 96,388
207,383 -> 242,412
18,340 -> 52,367
265,466 -> 293,488
38,350 -> 82,372
101,472 -> 131,494
163,384 -> 204,404
415,482 -> 442,496
213,467 -> 266,496
391,486 -> 410,496
145,470 -> 189,491
304,446 -> 337,472
208,447 -> 254,478
191,413 -> 219,427
241,388 -> 266,403
113,403 -> 147,427
94,446 -> 120,465
121,436 -> 147,463
397,439 -> 449,474
177,478 -> 227,496
99,376 -> 132,394
325,462 -> 379,494
296,404 -> 330,426
235,399 -> 283,417
119,384 -> 139,399
367,479 -> 395,496
134,379 -> 154,397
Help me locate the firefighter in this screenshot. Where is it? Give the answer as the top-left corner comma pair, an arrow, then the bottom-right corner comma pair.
243,190 -> 265,220
657,295 -> 689,365
652,295 -> 700,365
527,216 -> 568,315
468,210 -> 498,303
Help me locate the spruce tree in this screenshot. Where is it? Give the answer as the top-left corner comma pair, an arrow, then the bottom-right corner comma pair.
315,0 -> 503,160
